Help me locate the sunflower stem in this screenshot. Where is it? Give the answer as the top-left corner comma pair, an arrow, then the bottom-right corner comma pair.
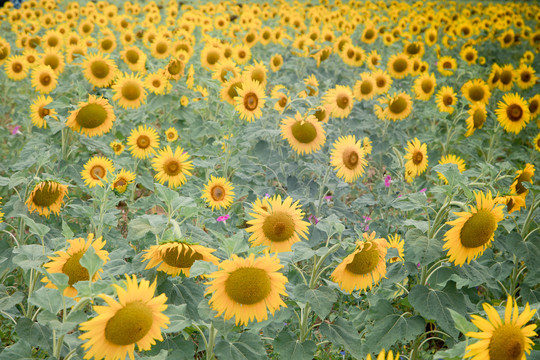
206,322 -> 218,360
428,196 -> 451,239
315,163 -> 331,218
521,192 -> 538,239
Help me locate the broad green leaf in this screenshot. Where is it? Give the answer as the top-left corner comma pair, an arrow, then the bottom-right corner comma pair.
61,220 -> 74,239
433,341 -> 467,360
319,317 -> 363,358
273,330 -> 317,360
448,309 -> 477,335
29,287 -> 73,315
12,245 -> 49,271
214,332 -> 267,360
80,245 -> 105,279
404,228 -> 442,265
44,272 -> 69,293
162,304 -> 190,333
20,215 -> 50,239
292,284 -> 336,320
0,340 -> 33,360
365,313 -> 425,351
15,317 -> 51,351
0,291 -> 24,311
128,214 -> 168,239
147,335 -> 195,360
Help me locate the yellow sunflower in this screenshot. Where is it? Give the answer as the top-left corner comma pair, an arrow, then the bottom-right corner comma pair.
270,54 -> 283,72
443,191 -> 504,266
387,53 -> 411,79
30,95 -> 57,128
353,73 -> 376,101
465,296 -> 537,360
81,156 -> 115,188
244,60 -> 268,88
495,194 -> 526,214
387,234 -> 404,263
330,135 -> 368,183
143,240 -> 219,276
234,78 -> 266,122
323,85 -> 354,119
372,69 -> 392,95
312,105 -> 331,123
529,95 -> 540,119
112,72 -> 147,109
201,45 -> 223,70
331,232 -> 388,293
465,103 -> 487,137
164,58 -> 184,81
460,46 -> 478,65
212,58 -> 239,83
120,46 -> 147,72
437,56 -> 457,76
151,146 -> 193,189
280,112 -> 326,155
534,133 -> 540,152
488,64 -> 502,89
201,176 -> 235,211
66,95 -> 115,137
31,65 -> 57,94
404,138 -> 428,178
413,72 -> 437,101
112,169 -> 136,194
436,86 -> 457,114
496,93 -> 531,134
127,125 -> 160,159
4,55 -> 29,81
42,234 -> 109,297
164,127 -> 178,142
366,349 -> 400,360
205,253 -> 288,326
26,180 -> 68,217
382,92 -> 413,121
498,64 -> 515,92
82,52 -> 118,88
109,140 -> 124,155
40,50 -> 65,75
510,163 -> 535,199
79,275 -> 170,360
145,71 -> 171,95
515,63 -> 537,90
272,86 -> 290,114
461,79 -> 491,105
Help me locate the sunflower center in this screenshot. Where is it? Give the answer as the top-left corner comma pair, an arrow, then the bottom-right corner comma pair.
506,104 -> 523,122
443,61 -> 452,69
225,267 -> 272,305
114,179 -> 126,188
465,52 -> 474,61
443,95 -> 453,105
207,50 -> 220,65
473,109 -> 486,128
61,250 -> 90,286
162,246 -> 202,268
76,103 -> 108,129
90,165 -> 106,179
393,58 -> 408,73
529,100 -> 538,114
500,70 -> 512,85
152,79 -> 161,88
421,79 -> 433,94
137,135 -> 150,149
243,92 -> 259,111
12,62 -> 23,72
336,93 -> 349,109
345,243 -> 380,274
342,149 -> 360,169
156,42 -> 167,54
101,39 -> 113,50
376,77 -> 386,87
168,60 -> 182,75
126,50 -> 140,64
90,60 -> 110,79
262,210 -> 295,243
488,324 -> 525,360
491,71 -> 500,84
468,86 -> 485,102
211,185 -> 226,201
360,81 -> 373,95
40,73 -> 52,86
460,209 -> 497,248
104,301 -> 154,346
520,72 -> 531,83
44,55 -> 59,70
164,159 -> 181,176
314,108 -> 326,121
273,57 -> 281,67
278,96 -> 287,107
291,121 -> 317,144
39,106 -> 50,118
389,97 -> 407,114
412,150 -> 423,165
31,182 -> 60,206
364,29 -> 375,40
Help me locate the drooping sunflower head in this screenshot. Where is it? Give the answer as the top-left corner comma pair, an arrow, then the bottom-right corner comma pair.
437,154 -> 466,184
81,156 -> 115,188
151,145 -> 193,189
494,194 -> 526,214
26,180 -> 68,217
496,93 -> 531,134
201,175 -> 235,211
234,78 -> 266,122
127,125 -> 160,159
280,112 -> 326,155
143,241 -> 219,276
510,163 -> 535,198
112,169 -> 136,194
330,135 -> 368,183
112,72 -> 147,109
82,52 -> 118,88
66,95 -> 116,137
387,234 -> 404,263
465,103 -> 487,137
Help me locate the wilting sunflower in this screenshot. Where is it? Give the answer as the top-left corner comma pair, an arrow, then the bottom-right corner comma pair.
164,127 -> 178,142
127,125 -> 160,159
331,232 -> 388,293
465,296 -> 537,360
495,194 -> 526,214
366,349 -> 400,360
112,169 -> 136,194
26,180 -> 68,217
437,154 -> 466,184
436,86 -> 457,114
31,65 -> 57,94
30,95 -> 57,128
515,64 -> 537,90
323,85 -> 354,119
143,240 -> 219,276
79,275 -> 169,360
382,92 -> 413,121
496,93 -> 531,134
5,55 -> 29,81
66,95 -> 115,137
280,112 -> 326,155
152,146 -> 193,189
387,53 -> 411,79
234,78 -> 266,122
510,163 -> 535,199
413,72 -> 437,101
354,73 -> 376,101
461,79 -> 491,105
387,234 -> 404,263
205,252 -> 288,326
404,138 -> 428,178
437,56 -> 457,76
112,72 -> 147,109
201,176 -> 235,211
465,103 -> 487,137
109,140 -> 124,155
81,156 -> 115,188
330,135 -> 368,183
82,52 -> 118,88
443,191 -> 504,266
42,234 -> 109,297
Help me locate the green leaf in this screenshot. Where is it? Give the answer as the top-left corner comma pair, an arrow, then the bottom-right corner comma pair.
0,291 -> 24,311
154,183 -> 179,206
14,317 -> 51,351
448,309 -> 477,335
44,272 -> 69,293
404,228 -> 442,265
80,245 -> 105,279
365,313 -> 425,351
128,214 -> 168,239
292,284 -> 336,320
20,215 -> 50,239
147,335 -> 195,360
0,340 -> 33,360
162,304 -> 190,333
29,287 -> 69,314
12,245 -> 49,271
214,332 -> 267,360
273,330 -> 317,360
319,317 -> 363,358
433,341 -> 467,360
61,220 -> 74,239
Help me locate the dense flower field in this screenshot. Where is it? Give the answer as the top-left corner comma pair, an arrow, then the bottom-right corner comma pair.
0,0 -> 539,359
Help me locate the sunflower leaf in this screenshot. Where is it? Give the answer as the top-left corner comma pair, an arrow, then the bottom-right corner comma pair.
214,332 -> 267,360
448,309 -> 476,335
364,313 -> 425,351
80,245 -> 104,280
319,316 -> 363,358
0,340 -> 33,360
273,329 -> 317,360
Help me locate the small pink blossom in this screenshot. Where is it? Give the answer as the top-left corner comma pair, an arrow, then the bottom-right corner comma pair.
216,214 -> 230,222
264,193 -> 271,198
11,126 -> 21,135
384,175 -> 391,187
324,195 -> 332,200
308,215 -> 319,224
419,188 -> 427,193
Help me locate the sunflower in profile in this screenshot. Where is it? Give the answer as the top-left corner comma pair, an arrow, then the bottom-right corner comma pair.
330,135 -> 368,183
26,180 -> 68,217
436,86 -> 457,114
112,169 -> 136,194
495,93 -> 531,134
534,133 -> 540,152
443,191 -> 504,266
212,58 -> 239,83
30,95 -> 57,128
529,95 -> 540,119
331,232 -> 388,293
112,72 -> 147,109
271,85 -> 290,113
465,296 -> 537,360
205,252 -> 288,326
495,194 -> 526,214
201,176 -> 235,211
437,56 -> 457,76
82,52 -> 118,88
404,138 -> 428,178
151,146 -> 193,189
109,140 -> 124,155
323,85 -> 354,119
31,65 -> 57,94
413,72 -> 437,101
437,154 -> 466,184
66,95 -> 115,137
79,275 -> 170,360
387,53 -> 411,79
366,349 -> 400,360
42,234 -> 109,297
127,125 -> 160,159
382,92 -> 413,121
465,103 -> 487,137
234,78 -> 266,122
498,64 -> 514,92
387,234 -> 404,263
280,112 -> 326,155
143,240 -> 219,276
164,127 -> 178,142
312,105 -> 331,123
81,156 -> 115,188
461,79 -> 491,105
510,163 -> 535,200
5,55 -> 29,81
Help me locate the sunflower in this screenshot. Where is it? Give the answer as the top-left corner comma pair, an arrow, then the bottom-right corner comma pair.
498,64 -> 515,92
66,95 -> 115,137
331,232 -> 388,293
205,252 -> 288,325
120,46 -> 147,72
109,140 -> 125,155
26,180 -> 68,217
529,95 -> 540,119
144,71 -> 170,95
312,105 -> 331,123
42,234 -> 109,297
82,52 -> 118,88
127,125 -> 160,159
436,86 -> 457,114
387,53 -> 411,79
330,135 -> 368,183
31,65 -> 57,94
164,58 -> 184,81
112,72 -> 147,109
437,154 -> 466,184
303,74 -> 319,97
510,163 -> 535,199
496,93 -> 531,134
5,55 -> 29,81
495,194 -> 526,214
372,69 -> 392,95
488,64 -> 502,89
234,78 -> 266,122
443,191 -> 504,266
366,349 -> 400,360
382,92 -> 413,121
535,133 -> 540,152
79,275 -> 170,360
460,46 -> 478,65
354,73 -> 376,101
40,50 -> 65,75
465,296 -> 537,360
270,54 -> 283,72
280,112 -> 326,155
201,176 -> 235,211
323,85 -> 354,119
212,58 -> 239,83
465,103 -> 487,137
271,85 -> 289,113
362,137 -> 372,155
404,138 -> 428,178
81,156 -> 115,188
244,60 -> 268,88
150,36 -> 170,59
414,72 -> 437,101
143,240 -> 219,276
515,64 -> 537,90
387,234 -> 404,263
461,79 -> 491,105
164,127 -> 178,142
232,44 -> 251,65
151,146 -> 193,189
366,50 -> 381,70
112,169 -> 136,194
437,56 -> 457,76
200,45 -> 222,70
30,95 -> 57,128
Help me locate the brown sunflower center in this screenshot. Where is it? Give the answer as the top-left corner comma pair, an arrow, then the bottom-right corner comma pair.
491,71 -> 500,84
520,71 -> 531,83
473,109 -> 486,128
39,106 -> 50,118
225,267 -> 272,305
227,82 -> 242,99
421,79 -> 433,94
278,96 -> 287,107
314,108 -> 326,121
515,172 -> 532,195
76,103 -> 108,129
376,77 -> 386,88
364,29 -> 375,40
413,150 -> 423,165
342,148 -> 360,169
114,179 -> 126,188
136,135 -> 150,149
105,301 -> 154,346
61,250 -> 90,286
152,79 -> 161,88
211,185 -> 225,201
389,97 -> 407,114
12,62 -> 23,73
162,246 -> 202,268
345,242 -> 380,274
500,70 -> 512,85
360,81 -> 373,95
168,60 -> 183,75
529,100 -> 538,114
90,165 -> 106,179
206,50 -> 220,65
31,182 -> 60,206
243,92 -> 259,111
443,61 -> 452,69
468,86 -> 485,102
465,52 -> 474,61
90,60 -> 110,79
506,104 -> 523,122
460,209 -> 497,248
101,39 -> 113,50
443,95 -> 454,105
262,210 -> 295,243
291,121 -> 317,143
164,159 -> 181,176
126,50 -> 140,64
273,57 -> 282,67
156,42 -> 167,54
488,324 -> 525,360
336,93 -> 350,109
44,55 -> 59,70
166,131 -> 175,139
40,73 -> 52,86
393,58 -> 408,73
121,81 -> 142,101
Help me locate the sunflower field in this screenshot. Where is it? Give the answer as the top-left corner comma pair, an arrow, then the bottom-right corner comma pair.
0,0 -> 539,359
